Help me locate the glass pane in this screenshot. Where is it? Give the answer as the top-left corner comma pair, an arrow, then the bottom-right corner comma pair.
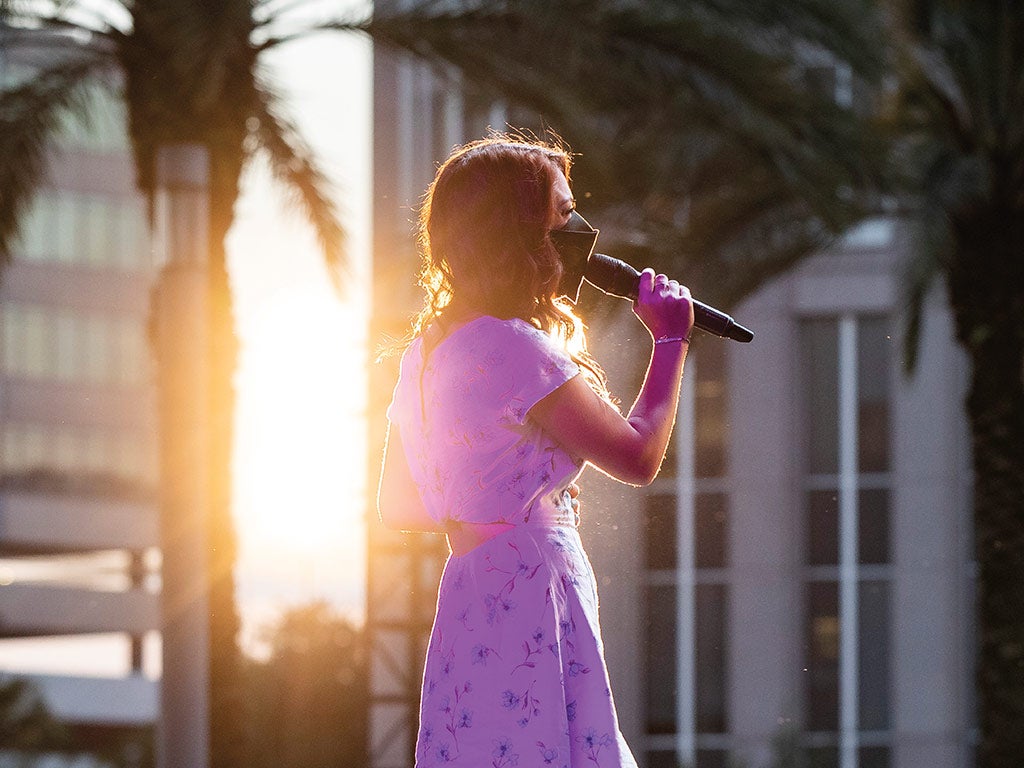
85,197 -> 108,266
858,489 -> 889,565
807,490 -> 839,566
24,306 -> 48,377
85,315 -> 107,383
55,311 -> 76,381
644,494 -> 677,570
644,584 -> 678,734
696,749 -> 728,768
806,581 -> 839,731
17,196 -> 48,260
857,316 -> 890,472
695,493 -> 728,568
696,584 -> 728,733
2,305 -> 20,374
695,343 -> 727,478
56,195 -> 78,263
859,580 -> 890,730
806,746 -> 839,768
859,745 -> 890,768
645,751 -> 679,768
801,319 -> 839,474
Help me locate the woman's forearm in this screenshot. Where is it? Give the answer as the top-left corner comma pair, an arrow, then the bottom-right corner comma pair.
624,339 -> 688,483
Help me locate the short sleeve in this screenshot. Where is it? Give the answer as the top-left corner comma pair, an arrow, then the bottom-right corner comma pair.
494,319 -> 580,425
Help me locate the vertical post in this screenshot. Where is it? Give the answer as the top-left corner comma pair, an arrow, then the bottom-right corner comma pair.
838,316 -> 859,768
676,357 -> 697,766
153,143 -> 211,768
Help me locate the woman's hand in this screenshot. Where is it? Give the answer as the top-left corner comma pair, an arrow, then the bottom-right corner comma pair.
632,268 -> 694,343
568,482 -> 581,516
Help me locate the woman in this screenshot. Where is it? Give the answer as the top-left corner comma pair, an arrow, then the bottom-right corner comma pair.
378,135 -> 694,768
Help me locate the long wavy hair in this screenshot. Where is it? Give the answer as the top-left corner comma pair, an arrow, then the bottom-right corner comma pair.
408,135 -> 607,395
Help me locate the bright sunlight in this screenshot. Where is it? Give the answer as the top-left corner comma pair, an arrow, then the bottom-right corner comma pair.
229,162 -> 370,651
226,20 -> 372,654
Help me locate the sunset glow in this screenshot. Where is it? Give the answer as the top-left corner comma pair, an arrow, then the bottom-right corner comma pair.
228,158 -> 370,650
227,24 -> 372,649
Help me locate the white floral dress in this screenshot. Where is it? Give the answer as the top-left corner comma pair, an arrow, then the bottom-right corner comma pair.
387,316 -> 637,768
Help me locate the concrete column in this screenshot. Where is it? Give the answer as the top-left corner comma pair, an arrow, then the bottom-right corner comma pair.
153,143 -> 211,768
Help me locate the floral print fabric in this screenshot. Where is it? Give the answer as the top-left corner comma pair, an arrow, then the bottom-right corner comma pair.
387,316 -> 637,768
416,524 -> 636,768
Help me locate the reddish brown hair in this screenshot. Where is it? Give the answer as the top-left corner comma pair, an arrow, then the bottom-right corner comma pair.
415,136 -> 570,328
407,134 -> 607,395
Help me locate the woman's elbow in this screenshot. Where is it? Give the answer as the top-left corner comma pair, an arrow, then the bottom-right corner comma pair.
609,454 -> 663,486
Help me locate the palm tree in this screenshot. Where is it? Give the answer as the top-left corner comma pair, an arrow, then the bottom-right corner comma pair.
886,2 -> 1024,765
0,2 -> 349,766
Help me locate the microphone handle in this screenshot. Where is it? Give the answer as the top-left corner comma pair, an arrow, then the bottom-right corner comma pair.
584,252 -> 754,343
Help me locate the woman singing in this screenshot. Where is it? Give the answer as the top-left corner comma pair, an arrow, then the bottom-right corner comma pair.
378,135 -> 694,768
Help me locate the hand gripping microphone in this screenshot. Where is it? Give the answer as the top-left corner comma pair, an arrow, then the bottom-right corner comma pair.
550,210 -> 754,343
585,252 -> 754,343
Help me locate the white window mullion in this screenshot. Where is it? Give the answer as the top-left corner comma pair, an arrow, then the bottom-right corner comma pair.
676,357 -> 697,766
838,316 -> 859,768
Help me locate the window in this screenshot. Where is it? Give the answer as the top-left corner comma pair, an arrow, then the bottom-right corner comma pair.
644,493 -> 678,571
644,583 -> 678,735
643,343 -> 732,763
694,343 -> 728,479
1,303 -> 150,385
0,421 -> 158,489
13,192 -> 149,271
800,316 -> 892,766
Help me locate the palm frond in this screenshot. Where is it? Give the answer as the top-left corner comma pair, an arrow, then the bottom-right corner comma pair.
249,75 -> 346,284
254,13 -> 368,51
0,0 -> 122,38
0,53 -> 111,272
356,1 -> 885,306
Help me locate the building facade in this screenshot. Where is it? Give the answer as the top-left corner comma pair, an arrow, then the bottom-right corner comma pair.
0,47 -> 159,760
367,40 -> 974,768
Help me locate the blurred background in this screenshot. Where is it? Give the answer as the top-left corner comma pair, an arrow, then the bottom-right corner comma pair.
2,1 -> 1021,768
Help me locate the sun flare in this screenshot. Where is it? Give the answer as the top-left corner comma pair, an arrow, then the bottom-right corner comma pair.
232,283 -> 368,601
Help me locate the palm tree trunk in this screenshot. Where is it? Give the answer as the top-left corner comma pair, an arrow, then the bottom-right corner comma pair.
206,150 -> 246,768
949,209 -> 1024,768
967,338 -> 1024,768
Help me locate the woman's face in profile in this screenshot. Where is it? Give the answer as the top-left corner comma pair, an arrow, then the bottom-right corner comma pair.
548,170 -> 575,231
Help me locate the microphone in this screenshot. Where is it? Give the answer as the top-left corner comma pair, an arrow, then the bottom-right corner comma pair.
584,252 -> 754,343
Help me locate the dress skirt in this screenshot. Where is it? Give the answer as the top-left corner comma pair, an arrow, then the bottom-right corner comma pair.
415,521 -> 638,768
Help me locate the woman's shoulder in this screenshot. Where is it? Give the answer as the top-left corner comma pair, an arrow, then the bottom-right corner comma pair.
477,315 -> 551,344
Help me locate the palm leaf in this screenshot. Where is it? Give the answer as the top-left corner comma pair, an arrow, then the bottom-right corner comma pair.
249,75 -> 346,283
0,52 -> 112,270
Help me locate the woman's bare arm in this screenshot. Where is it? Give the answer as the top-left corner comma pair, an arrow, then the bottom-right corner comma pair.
377,425 -> 446,533
530,269 -> 693,486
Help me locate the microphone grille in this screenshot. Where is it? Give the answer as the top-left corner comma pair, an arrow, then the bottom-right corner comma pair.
584,253 -> 640,299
